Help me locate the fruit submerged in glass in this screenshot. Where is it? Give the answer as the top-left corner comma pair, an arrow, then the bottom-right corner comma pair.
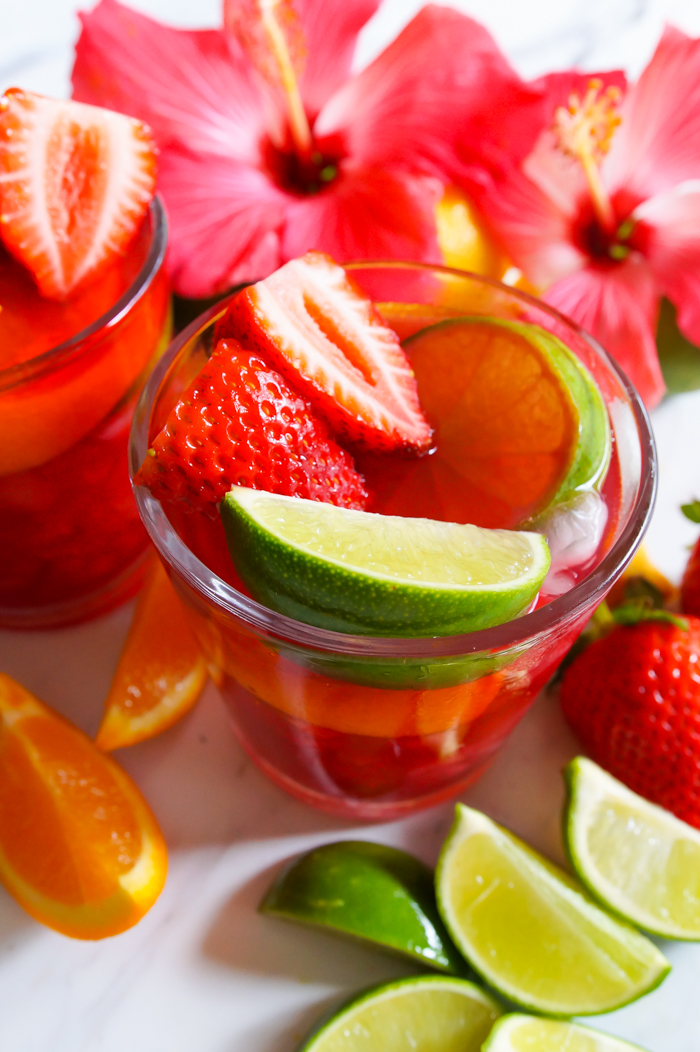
130,264 -> 655,820
0,199 -> 170,629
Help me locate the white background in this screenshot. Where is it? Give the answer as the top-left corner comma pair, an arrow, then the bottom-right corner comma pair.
2,2 -> 700,1050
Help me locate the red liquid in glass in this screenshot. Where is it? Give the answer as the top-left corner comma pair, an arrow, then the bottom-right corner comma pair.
162,308 -> 620,816
0,219 -> 170,626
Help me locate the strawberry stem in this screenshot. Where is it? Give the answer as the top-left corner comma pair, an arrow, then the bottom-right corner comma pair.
681,499 -> 700,524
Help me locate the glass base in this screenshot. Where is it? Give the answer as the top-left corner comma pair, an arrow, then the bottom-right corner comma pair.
226,703 -> 494,821
0,546 -> 153,631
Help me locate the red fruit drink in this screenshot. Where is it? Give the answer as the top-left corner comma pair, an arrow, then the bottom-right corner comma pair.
0,205 -> 169,627
132,264 -> 655,819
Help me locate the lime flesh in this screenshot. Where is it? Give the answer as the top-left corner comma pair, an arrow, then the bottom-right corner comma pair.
565,756 -> 700,940
260,841 -> 466,974
483,1013 -> 650,1051
220,488 -> 550,636
297,975 -> 501,1052
435,804 -> 670,1017
402,317 -> 611,519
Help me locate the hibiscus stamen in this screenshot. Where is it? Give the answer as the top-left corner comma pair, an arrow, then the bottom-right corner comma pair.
225,0 -> 313,160
554,79 -> 621,233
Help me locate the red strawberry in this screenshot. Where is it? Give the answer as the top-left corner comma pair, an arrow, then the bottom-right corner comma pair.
681,500 -> 700,617
560,615 -> 700,828
216,251 -> 432,453
135,339 -> 368,518
0,89 -> 156,300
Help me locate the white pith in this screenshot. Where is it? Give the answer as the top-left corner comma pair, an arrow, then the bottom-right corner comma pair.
0,92 -> 154,296
568,757 -> 700,939
251,253 -> 430,443
230,487 -> 550,592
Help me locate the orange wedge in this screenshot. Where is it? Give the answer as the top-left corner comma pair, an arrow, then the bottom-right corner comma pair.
96,560 -> 207,751
435,185 -> 508,278
0,673 -> 167,939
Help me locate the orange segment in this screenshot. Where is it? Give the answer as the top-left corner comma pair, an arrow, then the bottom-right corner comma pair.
0,673 -> 167,939
96,560 -> 207,751
435,185 -> 509,278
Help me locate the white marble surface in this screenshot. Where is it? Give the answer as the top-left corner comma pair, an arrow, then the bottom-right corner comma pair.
2,2 -> 700,1050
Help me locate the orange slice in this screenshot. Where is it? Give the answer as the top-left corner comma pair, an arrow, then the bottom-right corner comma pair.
96,560 -> 207,751
0,673 -> 167,939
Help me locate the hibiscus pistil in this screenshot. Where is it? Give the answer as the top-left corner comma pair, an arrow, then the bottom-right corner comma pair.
225,0 -> 313,161
554,79 -> 621,235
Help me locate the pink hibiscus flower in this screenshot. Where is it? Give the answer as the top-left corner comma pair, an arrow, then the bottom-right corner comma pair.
470,27 -> 700,408
72,0 -> 543,299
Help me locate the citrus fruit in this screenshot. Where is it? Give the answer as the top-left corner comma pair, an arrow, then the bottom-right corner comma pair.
260,840 -> 466,973
482,1013 -> 650,1051
435,804 -> 669,1016
373,317 -> 610,530
435,185 -> 509,278
564,756 -> 700,940
0,673 -> 167,939
95,559 -> 208,751
220,488 -> 550,636
297,975 -> 501,1052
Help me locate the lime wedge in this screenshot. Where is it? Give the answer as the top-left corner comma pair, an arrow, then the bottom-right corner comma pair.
482,1013 -> 650,1051
220,489 -> 550,636
565,756 -> 700,940
260,841 -> 466,974
297,975 -> 501,1052
435,804 -> 670,1016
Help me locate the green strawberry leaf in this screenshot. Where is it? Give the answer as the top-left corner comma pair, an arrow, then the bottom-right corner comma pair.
681,500 -> 700,524
656,298 -> 700,395
612,598 -> 688,630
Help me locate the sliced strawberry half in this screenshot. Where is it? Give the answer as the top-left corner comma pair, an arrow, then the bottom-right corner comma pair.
0,89 -> 156,300
135,338 -> 368,518
215,252 -> 433,453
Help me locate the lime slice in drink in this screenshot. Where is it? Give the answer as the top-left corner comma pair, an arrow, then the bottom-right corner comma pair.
260,841 -> 466,974
482,1013 -> 650,1051
401,317 -> 611,527
220,489 -> 550,636
297,975 -> 501,1052
435,804 -> 670,1016
564,756 -> 700,940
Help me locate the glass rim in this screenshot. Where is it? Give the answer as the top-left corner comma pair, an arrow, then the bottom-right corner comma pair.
130,261 -> 657,659
0,195 -> 168,392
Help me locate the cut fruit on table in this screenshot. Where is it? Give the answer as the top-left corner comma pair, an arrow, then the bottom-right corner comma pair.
564,756 -> 700,940
296,975 -> 501,1052
435,804 -> 669,1016
0,673 -> 167,939
95,559 -> 208,751
0,88 -> 156,300
260,840 -> 466,974
214,251 -> 433,453
482,1013 -> 650,1051
375,316 -> 610,531
220,488 -> 551,635
135,339 -> 368,519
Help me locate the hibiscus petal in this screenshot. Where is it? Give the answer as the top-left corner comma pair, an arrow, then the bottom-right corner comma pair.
477,165 -> 585,289
297,0 -> 380,118
544,257 -> 665,408
72,0 -> 265,163
280,165 -> 443,264
605,26 -> 700,200
314,5 -> 543,185
158,146 -> 289,298
634,182 -> 700,347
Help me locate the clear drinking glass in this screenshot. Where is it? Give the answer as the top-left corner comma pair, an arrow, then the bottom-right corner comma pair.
130,263 -> 656,820
0,198 -> 170,629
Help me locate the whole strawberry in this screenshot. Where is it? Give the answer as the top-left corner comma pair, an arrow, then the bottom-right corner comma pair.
681,500 -> 700,617
561,615 -> 700,828
135,339 -> 368,518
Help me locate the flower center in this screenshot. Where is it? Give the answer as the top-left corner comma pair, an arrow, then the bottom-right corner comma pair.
264,137 -> 342,195
553,79 -> 621,234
